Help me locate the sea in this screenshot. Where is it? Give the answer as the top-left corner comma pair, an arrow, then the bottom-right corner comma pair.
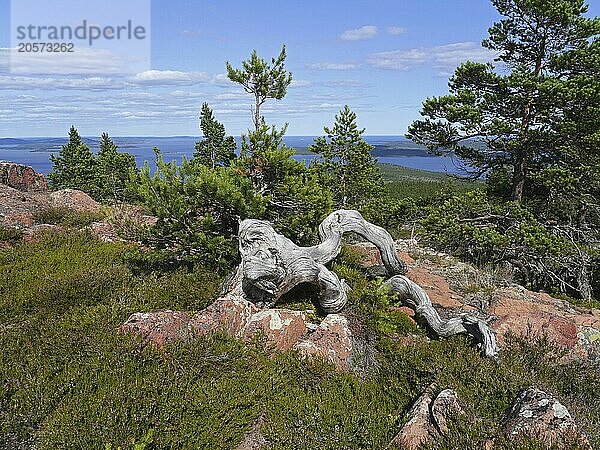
0,135 -> 464,175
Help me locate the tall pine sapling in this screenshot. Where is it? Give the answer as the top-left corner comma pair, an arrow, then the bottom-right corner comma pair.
226,45 -> 292,132
310,105 -> 383,209
193,103 -> 237,168
49,126 -> 97,193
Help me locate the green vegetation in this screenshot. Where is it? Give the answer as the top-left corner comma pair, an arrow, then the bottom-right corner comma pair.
408,0 -> 600,301
193,103 -> 237,168
48,126 -> 97,194
378,163 -> 479,201
135,152 -> 267,272
33,207 -> 105,228
96,132 -> 138,203
0,226 -> 22,245
310,105 -> 384,209
23,2 -> 599,447
49,127 -> 138,204
226,44 -> 292,131
0,231 -> 597,449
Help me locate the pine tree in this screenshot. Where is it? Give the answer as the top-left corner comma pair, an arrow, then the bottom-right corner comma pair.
226,45 -> 292,131
408,0 -> 600,203
234,119 -> 332,244
310,106 -> 383,209
135,150 -> 267,271
97,133 -> 137,203
193,103 -> 237,168
49,126 -> 97,192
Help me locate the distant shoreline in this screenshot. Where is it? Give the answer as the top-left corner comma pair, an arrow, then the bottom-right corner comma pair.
0,135 -> 464,175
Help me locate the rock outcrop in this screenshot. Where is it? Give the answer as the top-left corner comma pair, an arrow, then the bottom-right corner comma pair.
121,295 -> 356,370
503,387 -> 591,449
489,287 -> 600,362
121,310 -> 192,348
0,161 -> 48,191
0,184 -> 100,228
49,188 -> 100,212
389,385 -> 463,449
350,241 -> 600,363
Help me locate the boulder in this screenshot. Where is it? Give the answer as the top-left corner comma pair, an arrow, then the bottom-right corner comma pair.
348,242 -> 415,269
489,287 -> 600,361
353,240 -> 600,363
431,389 -> 463,433
121,295 -> 356,370
389,385 -> 463,449
293,314 -> 353,370
190,296 -> 259,338
235,412 -> 266,450
90,221 -> 121,242
0,161 -> 48,191
0,184 -> 48,227
243,309 -> 308,351
120,310 -> 192,348
503,387 -> 591,449
389,389 -> 437,449
50,189 -> 101,212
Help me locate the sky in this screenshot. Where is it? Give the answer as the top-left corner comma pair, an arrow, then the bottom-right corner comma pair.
0,0 -> 598,137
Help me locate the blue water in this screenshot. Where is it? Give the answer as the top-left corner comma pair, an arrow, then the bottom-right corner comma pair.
0,135 -> 464,175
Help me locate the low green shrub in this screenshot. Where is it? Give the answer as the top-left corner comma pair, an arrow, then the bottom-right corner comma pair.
33,207 -> 104,227
0,226 -> 22,245
421,190 -> 597,300
0,231 -> 598,449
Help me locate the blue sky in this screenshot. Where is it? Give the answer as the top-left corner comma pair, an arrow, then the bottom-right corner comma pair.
1,0 -> 598,137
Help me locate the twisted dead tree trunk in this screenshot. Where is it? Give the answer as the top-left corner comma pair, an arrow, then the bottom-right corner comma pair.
223,209 -> 499,359
224,210 -> 407,313
383,275 -> 499,359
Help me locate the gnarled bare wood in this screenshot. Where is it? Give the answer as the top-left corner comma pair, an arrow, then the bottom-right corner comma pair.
383,275 -> 499,359
223,210 -> 407,313
308,209 -> 408,275
221,209 -> 498,359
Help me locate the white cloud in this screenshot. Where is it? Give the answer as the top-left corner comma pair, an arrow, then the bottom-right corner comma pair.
289,79 -> 312,88
387,26 -> 407,35
0,75 -> 120,90
129,70 -> 213,86
340,25 -> 378,41
367,42 -> 496,71
321,79 -> 369,89
306,62 -> 359,71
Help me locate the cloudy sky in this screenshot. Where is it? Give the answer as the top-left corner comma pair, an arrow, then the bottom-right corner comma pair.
1,0 -> 598,137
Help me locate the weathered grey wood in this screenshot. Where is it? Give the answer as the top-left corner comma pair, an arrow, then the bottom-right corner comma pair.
383,275 -> 499,360
222,209 -> 498,359
223,210 -> 406,313
308,209 -> 408,275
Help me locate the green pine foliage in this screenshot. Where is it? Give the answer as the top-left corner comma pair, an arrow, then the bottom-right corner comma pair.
420,190 -> 597,298
96,133 -> 138,203
134,150 -> 267,272
48,126 -> 97,193
49,127 -> 138,203
234,120 -> 333,244
226,45 -> 292,130
193,103 -> 237,168
407,0 -> 600,301
310,106 -> 384,210
408,0 -> 600,203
